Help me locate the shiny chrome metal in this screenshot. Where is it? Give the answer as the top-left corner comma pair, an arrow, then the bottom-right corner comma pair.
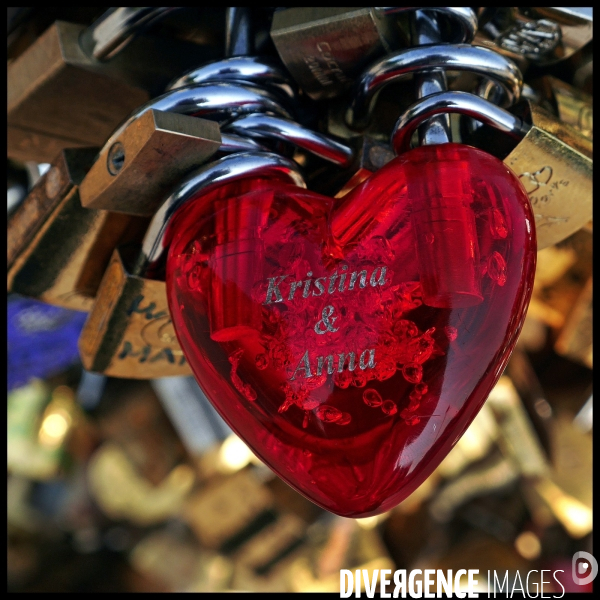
80,7 -> 180,61
391,91 -> 530,155
135,82 -> 290,121
105,82 -> 291,150
378,6 -> 478,44
411,10 -> 451,146
345,44 -> 523,130
224,114 -> 354,167
225,7 -> 253,57
141,152 -> 306,269
219,133 -> 270,154
167,56 -> 296,103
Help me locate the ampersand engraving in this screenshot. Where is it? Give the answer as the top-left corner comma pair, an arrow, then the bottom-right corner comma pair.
314,305 -> 339,335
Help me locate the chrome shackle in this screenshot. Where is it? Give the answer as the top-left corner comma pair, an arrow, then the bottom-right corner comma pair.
390,91 -> 531,154
345,44 -> 523,130
167,57 -> 353,166
167,56 -> 297,104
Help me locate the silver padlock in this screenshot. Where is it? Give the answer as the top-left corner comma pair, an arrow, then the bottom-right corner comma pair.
270,7 -> 477,101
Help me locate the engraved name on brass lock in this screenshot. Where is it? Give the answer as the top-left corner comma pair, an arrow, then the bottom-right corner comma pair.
78,246 -> 191,378
7,148 -> 148,312
79,109 -> 222,216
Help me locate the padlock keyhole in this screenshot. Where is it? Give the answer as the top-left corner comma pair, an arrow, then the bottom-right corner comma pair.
107,142 -> 126,176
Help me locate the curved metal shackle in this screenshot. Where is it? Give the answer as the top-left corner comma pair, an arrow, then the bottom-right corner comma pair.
103,82 -> 292,151
167,56 -> 297,104
377,6 -> 478,44
218,133 -> 270,154
80,7 -> 180,61
140,152 -> 306,269
345,44 -> 523,130
223,114 -> 354,167
391,91 -> 531,155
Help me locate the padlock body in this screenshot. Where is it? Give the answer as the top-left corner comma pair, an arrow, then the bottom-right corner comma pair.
534,76 -> 592,140
79,110 -> 221,216
165,145 -> 536,516
79,247 -> 191,378
504,104 -> 592,250
271,7 -> 400,100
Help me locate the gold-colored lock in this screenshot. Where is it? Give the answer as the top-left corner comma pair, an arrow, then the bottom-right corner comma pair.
334,136 -> 396,199
79,109 -> 221,216
7,148 -> 147,312
392,94 -> 592,250
503,101 -> 592,250
531,76 -> 592,140
78,245 -> 191,378
554,276 -> 592,369
7,9 -> 223,163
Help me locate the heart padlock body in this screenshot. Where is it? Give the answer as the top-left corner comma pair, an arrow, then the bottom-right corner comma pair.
166,144 -> 536,517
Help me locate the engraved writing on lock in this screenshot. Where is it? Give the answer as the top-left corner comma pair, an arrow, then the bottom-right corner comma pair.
262,264 -> 385,381
263,265 -> 388,304
518,165 -> 571,228
117,294 -> 186,366
314,305 -> 339,334
303,42 -> 353,88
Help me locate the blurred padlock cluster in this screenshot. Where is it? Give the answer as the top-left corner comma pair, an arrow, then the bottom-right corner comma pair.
7,7 -> 592,593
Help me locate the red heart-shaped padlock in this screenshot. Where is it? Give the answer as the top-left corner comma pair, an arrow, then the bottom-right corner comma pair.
165,144 -> 536,517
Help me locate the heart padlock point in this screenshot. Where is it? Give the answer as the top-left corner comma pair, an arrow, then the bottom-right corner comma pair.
166,144 -> 536,517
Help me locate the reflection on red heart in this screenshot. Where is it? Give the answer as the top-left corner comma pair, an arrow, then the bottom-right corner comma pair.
166,144 -> 536,517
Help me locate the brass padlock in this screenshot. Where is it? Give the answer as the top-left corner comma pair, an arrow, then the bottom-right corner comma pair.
531,76 -> 592,140
334,137 -> 396,199
391,94 -> 592,250
78,244 -> 192,378
7,147 -> 147,312
7,8 -> 222,163
78,152 -> 305,379
78,109 -> 221,216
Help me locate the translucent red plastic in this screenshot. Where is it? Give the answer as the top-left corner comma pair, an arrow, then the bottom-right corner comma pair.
165,144 -> 536,517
